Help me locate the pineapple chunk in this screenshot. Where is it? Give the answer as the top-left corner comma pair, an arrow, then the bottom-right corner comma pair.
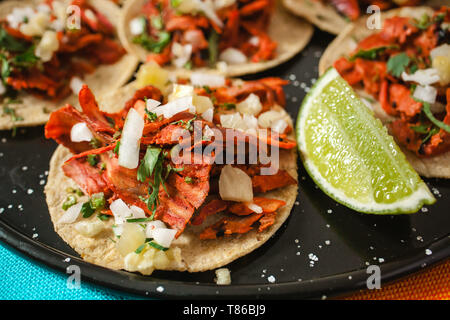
432,56 -> 450,86
135,62 -> 169,91
116,223 -> 146,256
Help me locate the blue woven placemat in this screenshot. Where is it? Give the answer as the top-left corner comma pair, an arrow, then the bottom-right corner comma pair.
0,242 -> 143,300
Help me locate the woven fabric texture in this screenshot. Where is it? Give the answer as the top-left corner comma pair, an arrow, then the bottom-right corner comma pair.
343,259 -> 450,300
0,242 -> 141,300
1,241 -> 448,300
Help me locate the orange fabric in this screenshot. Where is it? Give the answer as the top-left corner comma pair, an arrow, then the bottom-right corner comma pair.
341,259 -> 450,300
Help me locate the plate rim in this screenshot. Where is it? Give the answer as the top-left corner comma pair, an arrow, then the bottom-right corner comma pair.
1,218 -> 449,299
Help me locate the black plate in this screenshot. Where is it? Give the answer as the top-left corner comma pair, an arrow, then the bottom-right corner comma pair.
1,31 -> 449,299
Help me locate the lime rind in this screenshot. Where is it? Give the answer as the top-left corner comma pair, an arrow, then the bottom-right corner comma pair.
297,68 -> 436,214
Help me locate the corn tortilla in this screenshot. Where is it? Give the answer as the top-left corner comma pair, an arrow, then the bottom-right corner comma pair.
319,6 -> 450,178
45,81 -> 299,273
0,0 -> 139,130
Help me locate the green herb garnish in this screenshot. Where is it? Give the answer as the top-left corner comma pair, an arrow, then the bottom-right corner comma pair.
148,241 -> 168,251
135,243 -> 147,254
137,147 -> 161,182
387,52 -> 410,77
97,214 -> 111,221
86,154 -> 99,167
208,30 -> 219,67
90,192 -> 105,210
133,31 -> 171,54
126,217 -> 153,223
81,201 -> 95,218
350,45 -> 398,61
62,194 -> 77,210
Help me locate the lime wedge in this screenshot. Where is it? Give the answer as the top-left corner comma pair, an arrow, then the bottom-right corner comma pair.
297,68 -> 435,214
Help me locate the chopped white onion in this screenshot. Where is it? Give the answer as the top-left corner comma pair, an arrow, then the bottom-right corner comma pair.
236,93 -> 262,115
413,85 -> 437,104
70,77 -> 84,95
110,199 -> 133,225
6,7 -> 35,29
70,122 -> 93,142
196,0 -> 223,28
242,114 -> 258,129
146,98 -> 161,111
153,96 -> 196,118
257,110 -> 285,128
84,9 -> 97,23
249,36 -> 259,46
203,124 -> 215,140
219,48 -> 247,65
37,4 -> 51,13
130,205 -> 146,219
215,268 -> 231,285
201,108 -> 214,122
172,42 -> 193,68
35,30 -> 59,62
118,108 -> 145,169
214,0 -> 236,10
220,112 -> 245,131
401,68 -> 440,86
219,165 -> 253,202
271,119 -> 288,133
152,228 -> 177,248
145,220 -> 167,238
247,203 -> 263,214
169,84 -> 194,101
129,17 -> 145,35
58,202 -> 83,224
190,72 -> 225,87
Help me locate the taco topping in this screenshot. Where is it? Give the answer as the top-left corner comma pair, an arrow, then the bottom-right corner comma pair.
128,0 -> 277,69
45,63 -> 297,258
318,0 -> 422,21
0,0 -> 126,103
333,6 -> 450,157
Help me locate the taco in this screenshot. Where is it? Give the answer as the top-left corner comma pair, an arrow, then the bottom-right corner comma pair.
118,0 -> 313,77
319,6 -> 450,178
282,0 -> 445,35
0,0 -> 139,131
44,63 -> 298,274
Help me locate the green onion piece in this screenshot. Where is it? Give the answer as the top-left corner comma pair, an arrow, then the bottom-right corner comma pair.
97,214 -> 110,221
208,30 -> 219,67
148,241 -> 168,251
90,192 -> 105,210
62,195 -> 77,211
423,102 -> 450,133
135,243 -> 147,254
126,217 -> 153,223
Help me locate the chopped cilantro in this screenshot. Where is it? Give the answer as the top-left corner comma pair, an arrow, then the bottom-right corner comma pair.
81,201 -> 95,218
387,53 -> 410,77
86,154 -> 99,166
350,45 -> 398,61
137,147 -> 161,182
133,31 -> 171,54
184,176 -> 193,184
